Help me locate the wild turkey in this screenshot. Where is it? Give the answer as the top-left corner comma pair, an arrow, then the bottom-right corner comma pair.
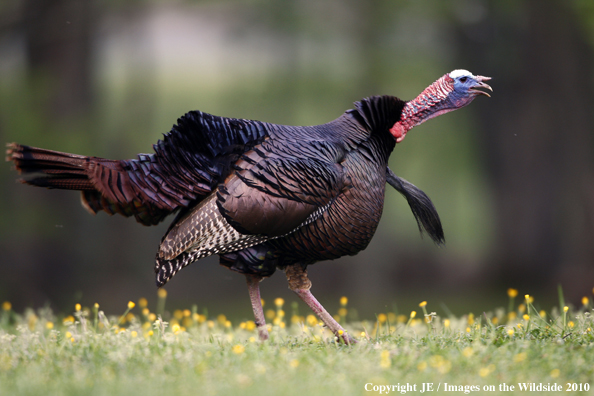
7,69 -> 491,343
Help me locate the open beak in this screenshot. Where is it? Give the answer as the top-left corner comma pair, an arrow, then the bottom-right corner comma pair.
470,75 -> 493,97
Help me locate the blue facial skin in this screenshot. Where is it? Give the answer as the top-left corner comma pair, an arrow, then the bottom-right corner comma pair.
449,72 -> 492,108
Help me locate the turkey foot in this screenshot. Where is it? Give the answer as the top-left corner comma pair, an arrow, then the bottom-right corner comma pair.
286,264 -> 357,345
246,274 -> 269,341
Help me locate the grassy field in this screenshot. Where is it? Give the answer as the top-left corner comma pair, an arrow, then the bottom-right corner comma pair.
1,290 -> 593,396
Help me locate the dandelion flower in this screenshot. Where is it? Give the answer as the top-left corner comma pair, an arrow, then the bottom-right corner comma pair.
479,367 -> 491,377
513,352 -> 527,363
306,315 -> 318,327
380,350 -> 391,368
46,322 -> 54,330
523,314 -> 530,321
232,344 -> 245,354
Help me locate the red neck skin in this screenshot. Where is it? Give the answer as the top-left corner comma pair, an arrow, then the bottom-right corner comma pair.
390,75 -> 455,143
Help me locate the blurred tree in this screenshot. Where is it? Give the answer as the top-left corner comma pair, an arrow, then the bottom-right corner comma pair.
455,0 -> 594,294
22,0 -> 96,118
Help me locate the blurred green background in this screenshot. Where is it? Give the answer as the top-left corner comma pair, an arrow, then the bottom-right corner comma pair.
1,0 -> 593,319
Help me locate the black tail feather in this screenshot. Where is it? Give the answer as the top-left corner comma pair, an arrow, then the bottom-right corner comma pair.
386,166 -> 445,245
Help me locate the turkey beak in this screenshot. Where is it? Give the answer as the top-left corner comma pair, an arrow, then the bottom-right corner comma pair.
471,76 -> 492,98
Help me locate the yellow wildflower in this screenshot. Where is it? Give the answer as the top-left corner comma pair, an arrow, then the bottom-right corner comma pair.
274,298 -> 284,307
507,288 -> 518,298
513,352 -> 527,363
289,359 -> 299,368
550,369 -> 560,378
127,301 -> 135,309
340,296 -> 348,306
75,304 -> 81,312
582,297 -> 589,306
380,350 -> 391,368
2,301 -> 11,311
419,301 -> 427,307
409,311 -> 416,319
157,289 -> 167,298
232,344 -> 245,354
377,313 -> 387,323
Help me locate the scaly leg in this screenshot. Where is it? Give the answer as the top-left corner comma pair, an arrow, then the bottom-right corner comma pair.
285,264 -> 356,344
246,274 -> 269,340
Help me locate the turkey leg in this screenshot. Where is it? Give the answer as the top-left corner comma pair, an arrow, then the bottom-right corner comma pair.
285,264 -> 356,344
246,274 -> 269,340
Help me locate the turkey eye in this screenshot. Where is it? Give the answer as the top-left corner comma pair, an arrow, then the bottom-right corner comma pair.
459,77 -> 468,83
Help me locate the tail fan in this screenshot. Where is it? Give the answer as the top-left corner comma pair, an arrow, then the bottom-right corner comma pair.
6,143 -> 94,190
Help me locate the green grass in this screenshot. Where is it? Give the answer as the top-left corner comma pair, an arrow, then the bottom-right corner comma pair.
1,292 -> 594,396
